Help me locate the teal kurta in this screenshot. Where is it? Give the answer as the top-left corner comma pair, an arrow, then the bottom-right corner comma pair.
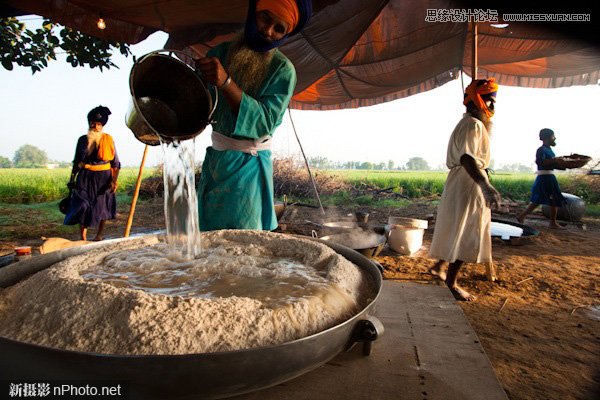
198,42 -> 296,231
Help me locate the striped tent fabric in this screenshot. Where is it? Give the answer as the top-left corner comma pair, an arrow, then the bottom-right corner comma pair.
4,0 -> 599,110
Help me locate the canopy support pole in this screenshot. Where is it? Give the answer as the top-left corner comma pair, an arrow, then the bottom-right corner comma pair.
471,21 -> 478,80
124,144 -> 149,237
288,108 -> 325,215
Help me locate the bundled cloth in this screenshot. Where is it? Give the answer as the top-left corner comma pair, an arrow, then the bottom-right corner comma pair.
463,78 -> 498,118
97,134 -> 115,162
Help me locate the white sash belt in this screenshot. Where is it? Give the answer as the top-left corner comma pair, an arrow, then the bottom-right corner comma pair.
211,131 -> 271,156
536,170 -> 554,175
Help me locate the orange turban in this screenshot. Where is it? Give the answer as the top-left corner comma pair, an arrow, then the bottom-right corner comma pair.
463,78 -> 498,118
257,0 -> 299,33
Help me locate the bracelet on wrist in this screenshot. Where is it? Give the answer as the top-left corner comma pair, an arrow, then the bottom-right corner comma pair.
218,75 -> 232,90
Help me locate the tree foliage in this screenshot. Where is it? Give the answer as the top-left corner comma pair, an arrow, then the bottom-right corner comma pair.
496,163 -> 534,173
0,17 -> 131,74
405,157 -> 431,171
306,157 -> 403,170
0,155 -> 12,168
13,145 -> 49,168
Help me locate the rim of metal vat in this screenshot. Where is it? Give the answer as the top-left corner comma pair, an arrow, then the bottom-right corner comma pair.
0,235 -> 383,400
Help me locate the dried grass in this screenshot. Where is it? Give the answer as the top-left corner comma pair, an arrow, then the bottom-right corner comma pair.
273,158 -> 349,198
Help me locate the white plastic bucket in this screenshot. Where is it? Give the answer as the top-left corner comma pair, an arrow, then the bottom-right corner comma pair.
386,217 -> 428,255
387,226 -> 424,255
387,217 -> 428,230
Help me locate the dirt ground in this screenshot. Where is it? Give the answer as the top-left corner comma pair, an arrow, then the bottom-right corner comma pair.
1,198 -> 599,400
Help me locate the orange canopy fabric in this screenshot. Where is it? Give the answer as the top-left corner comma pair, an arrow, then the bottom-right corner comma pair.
5,0 -> 599,110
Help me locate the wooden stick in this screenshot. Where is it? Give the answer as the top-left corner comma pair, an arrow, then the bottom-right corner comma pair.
498,297 -> 509,313
516,276 -> 534,285
124,144 -> 149,237
472,21 -> 478,79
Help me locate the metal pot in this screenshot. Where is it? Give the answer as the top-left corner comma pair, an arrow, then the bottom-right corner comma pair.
322,221 -> 361,230
125,50 -> 218,145
0,234 -> 383,400
542,192 -> 586,222
317,229 -> 386,259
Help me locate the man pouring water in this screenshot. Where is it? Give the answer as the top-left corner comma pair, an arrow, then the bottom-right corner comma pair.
194,0 -> 312,230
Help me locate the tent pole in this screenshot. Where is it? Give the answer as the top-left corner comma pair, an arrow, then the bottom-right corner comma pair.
287,108 -> 325,215
471,21 -> 478,79
124,144 -> 149,237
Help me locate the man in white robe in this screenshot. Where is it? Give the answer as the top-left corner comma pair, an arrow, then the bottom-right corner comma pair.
428,78 -> 501,301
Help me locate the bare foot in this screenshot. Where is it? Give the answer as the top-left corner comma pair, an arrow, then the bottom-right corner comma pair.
429,267 -> 447,281
549,223 -> 566,230
92,236 -> 104,241
448,285 -> 477,301
429,261 -> 447,281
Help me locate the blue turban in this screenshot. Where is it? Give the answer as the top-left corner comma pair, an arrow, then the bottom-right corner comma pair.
539,128 -> 554,140
244,0 -> 312,52
87,106 -> 112,126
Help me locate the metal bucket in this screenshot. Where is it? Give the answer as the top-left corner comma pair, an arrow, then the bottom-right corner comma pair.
125,50 -> 217,145
0,235 -> 383,400
542,192 -> 586,222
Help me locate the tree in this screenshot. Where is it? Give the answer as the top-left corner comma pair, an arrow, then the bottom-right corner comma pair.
13,145 -> 48,168
497,163 -> 534,173
405,157 -> 430,171
387,160 -> 395,170
0,155 -> 12,168
308,156 -> 330,169
1,17 -> 131,74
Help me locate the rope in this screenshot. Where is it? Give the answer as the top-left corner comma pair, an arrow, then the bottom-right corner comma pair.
287,107 -> 325,215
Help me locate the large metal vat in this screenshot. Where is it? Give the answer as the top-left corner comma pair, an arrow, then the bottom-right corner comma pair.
0,235 -> 383,400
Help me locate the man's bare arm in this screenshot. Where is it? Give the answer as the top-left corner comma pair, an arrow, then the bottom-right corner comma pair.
460,154 -> 501,208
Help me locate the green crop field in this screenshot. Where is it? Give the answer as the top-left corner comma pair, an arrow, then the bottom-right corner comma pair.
0,168 -> 157,204
327,170 -> 597,204
0,167 -> 597,206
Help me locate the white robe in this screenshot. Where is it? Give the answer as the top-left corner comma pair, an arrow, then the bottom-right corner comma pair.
429,114 -> 492,264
